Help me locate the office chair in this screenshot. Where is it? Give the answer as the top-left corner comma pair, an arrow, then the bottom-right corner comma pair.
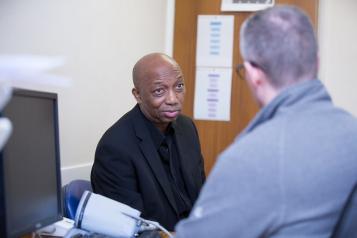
331,183 -> 357,238
62,179 -> 92,220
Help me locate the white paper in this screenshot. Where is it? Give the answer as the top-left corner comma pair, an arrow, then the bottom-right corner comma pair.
196,15 -> 234,67
194,68 -> 232,121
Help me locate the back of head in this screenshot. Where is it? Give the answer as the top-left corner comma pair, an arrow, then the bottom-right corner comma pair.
240,5 -> 318,89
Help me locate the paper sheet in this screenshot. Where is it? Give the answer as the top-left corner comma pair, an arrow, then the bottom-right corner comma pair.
196,15 -> 234,67
194,68 -> 232,121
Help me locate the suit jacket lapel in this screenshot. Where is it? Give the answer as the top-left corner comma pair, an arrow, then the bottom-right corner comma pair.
131,106 -> 178,214
173,120 -> 199,202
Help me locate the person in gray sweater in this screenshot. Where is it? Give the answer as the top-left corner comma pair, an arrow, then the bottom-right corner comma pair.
174,5 -> 357,238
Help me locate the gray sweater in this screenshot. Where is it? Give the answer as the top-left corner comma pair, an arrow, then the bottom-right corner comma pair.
175,79 -> 357,237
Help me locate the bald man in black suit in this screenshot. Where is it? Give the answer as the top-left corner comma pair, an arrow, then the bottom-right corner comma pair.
91,53 -> 205,230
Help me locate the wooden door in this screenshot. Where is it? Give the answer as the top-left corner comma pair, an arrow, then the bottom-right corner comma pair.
173,0 -> 319,175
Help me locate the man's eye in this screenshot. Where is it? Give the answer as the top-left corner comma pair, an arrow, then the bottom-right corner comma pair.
153,88 -> 164,95
176,83 -> 185,89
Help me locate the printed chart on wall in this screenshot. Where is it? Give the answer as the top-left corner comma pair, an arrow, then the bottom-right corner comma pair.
194,68 -> 232,121
194,15 -> 234,121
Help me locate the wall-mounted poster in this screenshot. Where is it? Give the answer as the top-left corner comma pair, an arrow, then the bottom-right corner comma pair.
196,15 -> 234,68
194,67 -> 232,121
194,15 -> 234,121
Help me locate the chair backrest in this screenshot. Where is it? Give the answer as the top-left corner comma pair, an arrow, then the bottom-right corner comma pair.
62,179 -> 92,220
331,183 -> 357,238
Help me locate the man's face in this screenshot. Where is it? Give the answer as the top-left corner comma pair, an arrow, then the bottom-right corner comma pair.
133,60 -> 185,131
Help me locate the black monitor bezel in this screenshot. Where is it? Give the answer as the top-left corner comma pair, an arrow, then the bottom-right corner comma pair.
0,88 -> 63,238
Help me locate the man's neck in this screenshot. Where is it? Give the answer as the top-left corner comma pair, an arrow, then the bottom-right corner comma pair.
259,83 -> 280,107
155,122 -> 170,133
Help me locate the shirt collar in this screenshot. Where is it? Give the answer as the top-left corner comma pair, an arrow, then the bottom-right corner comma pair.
237,79 -> 330,140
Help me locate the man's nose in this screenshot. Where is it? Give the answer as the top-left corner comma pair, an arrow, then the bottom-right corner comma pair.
166,90 -> 178,105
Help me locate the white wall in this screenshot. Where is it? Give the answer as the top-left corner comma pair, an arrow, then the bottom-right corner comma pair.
318,0 -> 357,117
0,0 -> 169,184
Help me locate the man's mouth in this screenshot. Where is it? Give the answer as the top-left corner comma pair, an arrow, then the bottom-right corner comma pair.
162,110 -> 180,118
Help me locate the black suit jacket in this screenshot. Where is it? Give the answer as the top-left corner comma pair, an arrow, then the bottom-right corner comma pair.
91,105 -> 205,230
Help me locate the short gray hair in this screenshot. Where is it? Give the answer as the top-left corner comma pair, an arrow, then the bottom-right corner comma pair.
240,5 -> 318,88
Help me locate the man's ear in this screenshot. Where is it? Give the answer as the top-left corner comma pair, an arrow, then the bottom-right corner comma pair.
132,88 -> 142,103
244,61 -> 264,89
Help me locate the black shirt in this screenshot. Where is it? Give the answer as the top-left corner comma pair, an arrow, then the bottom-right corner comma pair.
142,113 -> 192,219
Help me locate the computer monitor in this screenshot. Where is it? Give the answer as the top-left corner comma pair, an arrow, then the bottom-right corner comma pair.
0,88 -> 62,238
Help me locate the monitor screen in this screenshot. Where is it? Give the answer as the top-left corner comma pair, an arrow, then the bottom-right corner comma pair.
0,88 -> 62,238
